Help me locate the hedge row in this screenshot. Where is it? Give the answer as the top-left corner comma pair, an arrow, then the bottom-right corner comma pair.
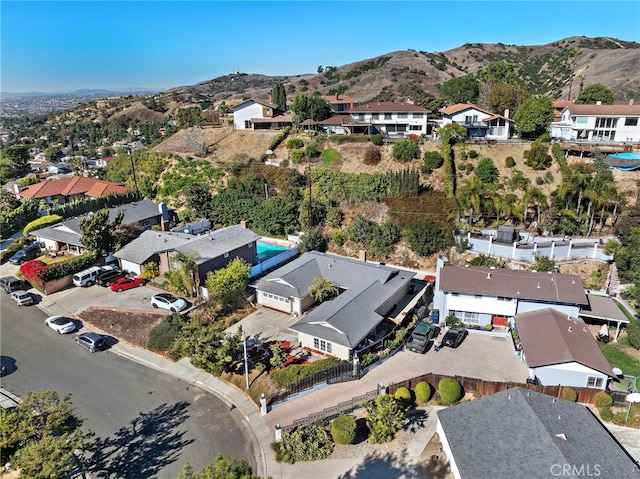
23,215 -> 63,236
38,252 -> 98,283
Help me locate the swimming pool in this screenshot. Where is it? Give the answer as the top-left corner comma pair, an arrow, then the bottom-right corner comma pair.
257,241 -> 287,260
606,152 -> 640,171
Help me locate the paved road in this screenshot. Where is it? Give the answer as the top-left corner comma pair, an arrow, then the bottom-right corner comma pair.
0,296 -> 256,478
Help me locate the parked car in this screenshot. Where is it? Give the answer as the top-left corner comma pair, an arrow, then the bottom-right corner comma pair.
96,269 -> 125,287
442,327 -> 468,348
1,276 -> 24,294
76,332 -> 106,353
73,266 -> 106,287
110,276 -> 146,292
8,244 -> 40,265
405,321 -> 438,353
45,315 -> 76,334
150,292 -> 188,312
10,290 -> 33,306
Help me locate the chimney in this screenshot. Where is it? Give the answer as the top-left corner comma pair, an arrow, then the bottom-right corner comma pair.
240,220 -> 247,228
158,202 -> 169,220
504,108 -> 510,119
335,93 -> 339,100
13,183 -> 21,194
630,99 -> 635,106
359,250 -> 367,262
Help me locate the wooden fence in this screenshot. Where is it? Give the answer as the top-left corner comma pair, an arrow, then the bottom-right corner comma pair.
387,372 -> 609,405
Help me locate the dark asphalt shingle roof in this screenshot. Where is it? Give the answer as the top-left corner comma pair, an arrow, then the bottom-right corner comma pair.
515,308 -> 615,377
255,251 -> 414,348
437,387 -> 639,479
439,264 -> 588,306
580,293 -> 630,323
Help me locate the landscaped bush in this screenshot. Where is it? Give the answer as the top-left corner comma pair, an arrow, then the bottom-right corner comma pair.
394,387 -> 412,409
271,422 -> 334,464
328,135 -> 370,144
594,391 -> 613,409
365,394 -> 406,444
392,140 -> 419,162
290,149 -> 304,164
363,146 -> 382,165
267,126 -> 291,152
304,143 -> 321,159
23,214 -> 64,236
599,406 -> 614,422
321,148 -> 342,166
422,151 -> 444,174
370,134 -> 384,146
414,382 -> 433,403
468,150 -> 478,159
505,156 -> 516,168
626,318 -> 640,349
148,314 -> 183,352
269,357 -> 341,388
561,387 -> 578,402
286,138 -> 304,149
38,252 -> 98,284
331,414 -> 357,445
438,378 -> 463,405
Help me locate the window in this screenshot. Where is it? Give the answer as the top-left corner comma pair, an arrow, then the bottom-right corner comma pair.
313,338 -> 332,353
397,113 -> 408,119
372,113 -> 379,120
244,120 -> 251,128
384,113 -> 392,120
452,310 -> 480,324
587,376 -> 604,388
410,125 -> 422,131
497,297 -> 511,302
595,117 -> 618,129
465,115 -> 478,124
575,116 -> 588,124
625,117 -> 638,126
413,113 -> 424,118
224,252 -> 229,258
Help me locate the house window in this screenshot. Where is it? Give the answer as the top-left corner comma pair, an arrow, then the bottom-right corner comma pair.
244,120 -> 251,129
372,113 -> 379,120
625,117 -> 638,126
313,338 -> 332,353
497,297 -> 511,302
410,125 -> 422,131
397,113 -> 408,119
248,243 -> 253,248
575,116 -> 588,124
595,117 -> 618,129
142,219 -> 151,227
384,113 -> 392,120
354,113 -> 364,121
452,310 -> 480,324
465,115 -> 478,124
413,113 -> 424,118
587,376 -> 604,388
168,251 -> 179,270
224,252 -> 229,258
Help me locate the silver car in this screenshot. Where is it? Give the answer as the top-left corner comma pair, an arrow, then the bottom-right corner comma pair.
10,290 -> 33,306
150,293 -> 188,312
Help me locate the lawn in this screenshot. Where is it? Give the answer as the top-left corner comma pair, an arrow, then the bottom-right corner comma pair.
598,339 -> 640,380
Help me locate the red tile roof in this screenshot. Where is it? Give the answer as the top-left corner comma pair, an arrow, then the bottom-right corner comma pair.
18,177 -> 130,200
440,103 -> 493,116
350,102 -> 429,113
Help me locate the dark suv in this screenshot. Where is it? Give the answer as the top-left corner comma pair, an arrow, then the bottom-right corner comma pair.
96,269 -> 125,287
8,244 -> 40,265
76,332 -> 106,353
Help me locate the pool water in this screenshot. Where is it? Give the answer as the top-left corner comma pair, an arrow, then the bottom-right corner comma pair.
609,152 -> 640,160
257,241 -> 287,260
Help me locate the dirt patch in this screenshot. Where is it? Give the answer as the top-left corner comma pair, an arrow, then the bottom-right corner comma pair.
78,306 -> 166,349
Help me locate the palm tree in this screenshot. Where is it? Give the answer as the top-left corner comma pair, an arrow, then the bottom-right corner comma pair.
457,175 -> 486,227
170,251 -> 201,297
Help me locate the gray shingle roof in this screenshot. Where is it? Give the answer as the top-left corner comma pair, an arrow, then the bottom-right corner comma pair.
437,387 -> 639,479
515,308 -> 615,377
114,224 -> 260,265
255,252 -> 414,348
439,265 -> 588,306
581,294 -> 630,324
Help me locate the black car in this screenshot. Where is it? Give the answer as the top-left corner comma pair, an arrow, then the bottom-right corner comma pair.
76,332 -> 106,353
96,269 -> 125,287
442,327 -> 468,348
8,244 -> 40,265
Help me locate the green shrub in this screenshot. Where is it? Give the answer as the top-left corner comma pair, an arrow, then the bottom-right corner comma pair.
365,394 -> 406,444
599,406 -> 614,422
627,318 -> 640,349
561,387 -> 578,402
422,151 -> 444,173
23,214 -> 64,236
535,176 -> 544,185
268,126 -> 291,151
438,378 -> 462,405
394,387 -> 412,409
148,314 -> 182,352
328,135 -> 370,144
468,150 -> 478,159
370,134 -> 384,146
304,143 -> 321,159
38,252 -> 98,283
505,156 -> 516,167
271,423 -> 334,464
286,138 -> 304,149
363,146 -> 382,165
291,149 -> 304,164
269,357 -> 341,388
332,229 -> 345,246
414,382 -> 433,403
392,140 -> 419,162
594,391 -> 613,408
331,414 -> 357,445
321,148 -> 342,166
460,151 -> 468,161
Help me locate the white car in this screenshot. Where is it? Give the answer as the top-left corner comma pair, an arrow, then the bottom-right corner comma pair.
10,290 -> 33,306
45,315 -> 76,334
150,293 -> 188,312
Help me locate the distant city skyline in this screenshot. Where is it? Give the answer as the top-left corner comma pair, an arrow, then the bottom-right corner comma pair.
2,1 -> 639,94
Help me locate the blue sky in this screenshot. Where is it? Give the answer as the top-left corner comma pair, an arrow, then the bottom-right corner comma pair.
2,1 -> 639,93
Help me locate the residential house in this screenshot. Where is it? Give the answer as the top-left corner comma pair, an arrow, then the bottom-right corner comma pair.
346,102 -> 429,136
114,223 -> 260,283
433,257 -> 588,329
436,387 -> 639,479
233,99 -> 287,130
321,94 -> 356,114
253,251 -> 415,360
300,115 -> 351,135
30,200 -> 174,254
550,100 -> 640,142
439,103 -> 513,140
579,293 -> 629,341
514,308 -> 615,389
15,176 -> 131,205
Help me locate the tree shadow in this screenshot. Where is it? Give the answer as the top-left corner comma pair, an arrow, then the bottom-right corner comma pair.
86,401 -> 194,478
337,450 -> 424,479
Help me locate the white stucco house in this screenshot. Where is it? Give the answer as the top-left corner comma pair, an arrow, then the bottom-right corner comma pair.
550,100 -> 640,142
346,102 -> 429,136
232,99 -> 285,130
439,103 -> 513,140
433,256 -> 588,329
515,308 -> 615,389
